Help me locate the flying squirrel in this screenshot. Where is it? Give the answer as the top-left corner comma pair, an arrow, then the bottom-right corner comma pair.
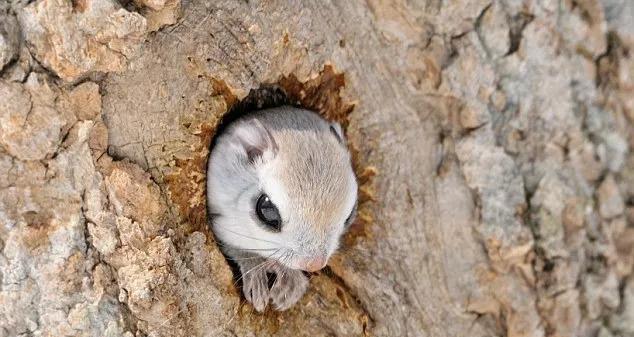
206,94 -> 357,312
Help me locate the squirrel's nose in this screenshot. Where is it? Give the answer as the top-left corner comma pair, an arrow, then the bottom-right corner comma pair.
299,256 -> 327,272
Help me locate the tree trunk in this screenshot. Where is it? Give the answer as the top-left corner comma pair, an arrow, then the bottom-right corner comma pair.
1,0 -> 633,336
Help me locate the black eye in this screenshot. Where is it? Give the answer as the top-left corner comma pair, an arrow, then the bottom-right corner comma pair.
256,194 -> 282,231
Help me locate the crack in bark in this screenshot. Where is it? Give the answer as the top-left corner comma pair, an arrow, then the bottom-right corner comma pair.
505,12 -> 534,56
321,265 -> 375,335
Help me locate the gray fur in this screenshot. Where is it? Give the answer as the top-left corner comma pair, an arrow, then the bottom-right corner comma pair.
207,106 -> 357,311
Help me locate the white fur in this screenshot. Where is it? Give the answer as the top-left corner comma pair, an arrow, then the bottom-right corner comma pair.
207,106 -> 357,271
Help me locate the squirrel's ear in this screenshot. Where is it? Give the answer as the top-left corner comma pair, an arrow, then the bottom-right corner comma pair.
329,122 -> 345,144
230,118 -> 278,163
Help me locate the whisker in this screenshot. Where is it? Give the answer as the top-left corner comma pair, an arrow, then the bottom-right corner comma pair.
215,241 -> 279,252
234,260 -> 267,287
233,249 -> 281,287
215,227 -> 284,246
278,266 -> 287,288
243,259 -> 276,286
282,250 -> 294,266
226,255 -> 273,262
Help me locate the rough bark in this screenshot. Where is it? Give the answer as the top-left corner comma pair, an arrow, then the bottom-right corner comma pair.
1,0 -> 633,337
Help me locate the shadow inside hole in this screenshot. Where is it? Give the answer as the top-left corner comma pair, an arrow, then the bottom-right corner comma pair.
266,272 -> 277,290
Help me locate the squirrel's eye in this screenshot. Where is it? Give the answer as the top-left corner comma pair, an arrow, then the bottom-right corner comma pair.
256,194 -> 281,231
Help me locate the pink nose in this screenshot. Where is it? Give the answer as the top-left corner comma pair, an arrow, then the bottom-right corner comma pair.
299,257 -> 327,272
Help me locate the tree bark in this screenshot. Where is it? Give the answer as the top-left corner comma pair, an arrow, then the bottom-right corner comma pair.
1,0 -> 633,337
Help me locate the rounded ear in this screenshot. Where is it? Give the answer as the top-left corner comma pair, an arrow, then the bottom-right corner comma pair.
329,122 -> 345,144
230,118 -> 278,163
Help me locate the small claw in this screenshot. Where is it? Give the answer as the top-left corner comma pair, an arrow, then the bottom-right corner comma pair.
270,269 -> 309,311
253,297 -> 267,312
242,270 -> 271,312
